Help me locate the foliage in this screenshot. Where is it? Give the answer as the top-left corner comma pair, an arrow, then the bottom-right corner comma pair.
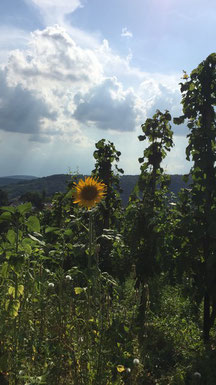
174,53 -> 216,342
0,190 -> 8,206
123,110 -> 174,339
1,53 -> 216,385
20,191 -> 44,210
91,139 -> 125,276
92,138 -> 124,229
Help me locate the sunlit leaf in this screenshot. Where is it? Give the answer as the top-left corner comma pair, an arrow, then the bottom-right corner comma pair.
27,216 -> 40,232
74,287 -> 84,295
8,286 -> 15,298
6,229 -> 16,245
17,202 -> 32,215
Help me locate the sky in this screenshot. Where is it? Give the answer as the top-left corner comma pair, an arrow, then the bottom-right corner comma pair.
0,0 -> 215,177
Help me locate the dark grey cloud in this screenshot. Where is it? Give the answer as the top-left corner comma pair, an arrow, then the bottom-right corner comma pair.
0,69 -> 57,139
73,78 -> 139,132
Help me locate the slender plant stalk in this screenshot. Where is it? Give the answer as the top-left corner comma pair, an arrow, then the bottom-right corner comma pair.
88,211 -> 93,269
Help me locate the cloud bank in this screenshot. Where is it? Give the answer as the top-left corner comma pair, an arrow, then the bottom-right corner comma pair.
0,24 -> 184,152
0,69 -> 57,141
74,77 -> 141,132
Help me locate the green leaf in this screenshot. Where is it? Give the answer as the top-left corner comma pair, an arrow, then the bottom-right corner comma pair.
27,216 -> 40,232
18,284 -> 24,297
173,116 -> 185,125
65,190 -> 73,199
17,202 -> 32,215
64,229 -> 73,237
5,299 -> 10,311
8,286 -> 15,298
0,211 -> 12,222
28,234 -> 45,246
101,272 -> 117,286
189,83 -> 195,91
9,299 -> 20,318
45,226 -> 59,234
6,229 -> 16,245
0,206 -> 16,213
1,262 -> 9,278
22,238 -> 32,254
74,287 -> 86,295
138,135 -> 146,141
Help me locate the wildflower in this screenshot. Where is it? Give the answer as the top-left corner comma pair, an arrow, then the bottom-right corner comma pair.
48,282 -> 54,288
117,365 -> 125,373
126,368 -> 131,373
133,358 -> 140,365
65,275 -> 72,281
73,177 -> 106,209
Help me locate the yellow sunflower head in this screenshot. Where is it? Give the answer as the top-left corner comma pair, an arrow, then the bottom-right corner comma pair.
73,177 -> 106,209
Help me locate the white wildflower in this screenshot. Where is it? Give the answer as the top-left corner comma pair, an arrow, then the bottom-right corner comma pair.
133,358 -> 140,365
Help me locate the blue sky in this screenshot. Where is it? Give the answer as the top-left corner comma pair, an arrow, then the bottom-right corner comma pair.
0,0 -> 215,177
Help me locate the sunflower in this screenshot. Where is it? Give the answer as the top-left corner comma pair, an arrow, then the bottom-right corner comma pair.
73,177 -> 106,209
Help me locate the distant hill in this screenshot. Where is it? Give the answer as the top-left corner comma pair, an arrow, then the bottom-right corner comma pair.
0,174 -> 73,199
0,175 -> 37,187
0,174 -> 190,204
2,175 -> 37,180
120,174 -> 190,205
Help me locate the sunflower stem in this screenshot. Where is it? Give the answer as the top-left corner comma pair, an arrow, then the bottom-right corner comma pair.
88,211 -> 93,269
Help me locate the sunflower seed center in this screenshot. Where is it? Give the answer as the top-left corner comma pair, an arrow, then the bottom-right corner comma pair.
80,186 -> 98,201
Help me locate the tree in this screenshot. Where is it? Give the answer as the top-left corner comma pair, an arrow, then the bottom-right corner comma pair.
92,139 -> 124,230
128,109 -> 173,279
174,53 -> 216,342
20,191 -> 44,210
92,139 -> 124,275
0,190 -> 8,206
124,110 -> 173,335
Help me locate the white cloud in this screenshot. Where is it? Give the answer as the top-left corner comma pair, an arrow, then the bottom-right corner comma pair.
28,0 -> 82,25
3,25 -> 108,145
0,26 -> 30,64
7,25 -> 103,90
121,27 -> 133,38
0,22 -> 186,172
3,26 -> 147,144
